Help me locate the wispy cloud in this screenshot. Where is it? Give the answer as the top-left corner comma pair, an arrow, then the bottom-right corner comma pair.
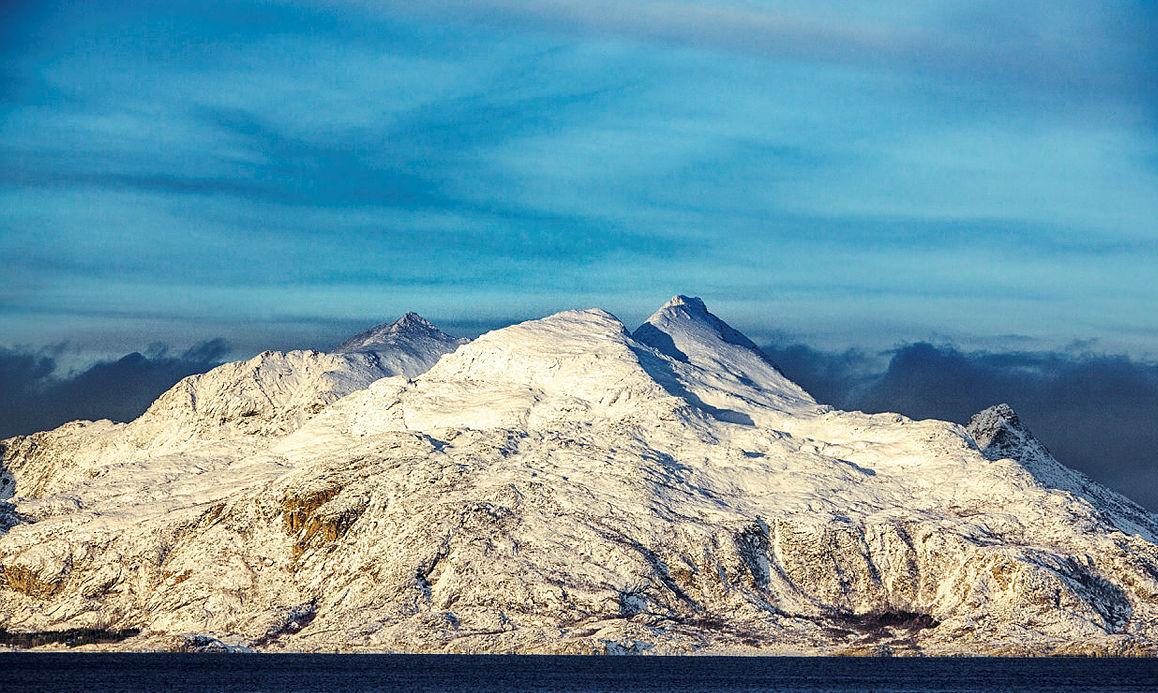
1,1 -> 1156,357
345,0 -> 1157,109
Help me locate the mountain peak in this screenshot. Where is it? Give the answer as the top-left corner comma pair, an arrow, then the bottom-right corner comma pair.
659,294 -> 709,314
631,294 -> 816,414
637,294 -> 760,360
335,312 -> 459,354
393,311 -> 436,332
984,402 -> 1020,425
333,312 -> 466,377
967,403 -> 1030,457
965,402 -> 1158,541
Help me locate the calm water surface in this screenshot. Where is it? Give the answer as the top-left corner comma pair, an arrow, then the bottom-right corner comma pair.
3,653 -> 1157,692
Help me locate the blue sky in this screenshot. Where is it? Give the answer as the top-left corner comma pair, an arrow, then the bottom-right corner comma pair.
2,0 -> 1157,360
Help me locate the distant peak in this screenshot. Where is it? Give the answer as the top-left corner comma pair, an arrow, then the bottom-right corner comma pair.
392,312 -> 438,332
335,312 -> 459,354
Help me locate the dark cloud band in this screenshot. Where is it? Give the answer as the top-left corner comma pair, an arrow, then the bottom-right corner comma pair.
0,340 -> 229,439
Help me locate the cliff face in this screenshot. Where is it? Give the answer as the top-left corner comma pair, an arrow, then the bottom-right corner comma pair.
1,300 -> 1156,655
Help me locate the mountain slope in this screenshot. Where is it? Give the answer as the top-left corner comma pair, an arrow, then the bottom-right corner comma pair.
0,298 -> 1156,655
632,295 -> 815,424
0,314 -> 464,502
967,403 -> 1158,542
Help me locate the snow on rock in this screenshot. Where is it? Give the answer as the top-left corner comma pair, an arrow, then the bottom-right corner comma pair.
290,308 -> 696,439
0,315 -> 464,502
0,350 -> 390,502
967,403 -> 1158,542
0,465 -> 13,502
1,299 -> 1157,656
633,295 -> 817,425
334,312 -> 467,377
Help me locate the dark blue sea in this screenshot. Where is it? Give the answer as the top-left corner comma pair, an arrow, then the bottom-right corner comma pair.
3,654 -> 1157,692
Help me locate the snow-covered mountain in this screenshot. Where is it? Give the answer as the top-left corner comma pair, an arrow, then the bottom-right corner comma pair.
0,313 -> 464,502
1,298 -> 1156,655
334,312 -> 466,376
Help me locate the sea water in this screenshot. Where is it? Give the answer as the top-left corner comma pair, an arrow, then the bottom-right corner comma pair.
4,653 -> 1157,692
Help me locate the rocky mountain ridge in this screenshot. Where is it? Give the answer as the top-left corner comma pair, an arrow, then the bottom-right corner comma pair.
1,299 -> 1156,655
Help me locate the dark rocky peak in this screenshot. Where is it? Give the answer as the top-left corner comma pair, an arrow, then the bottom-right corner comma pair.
966,403 -> 1039,460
